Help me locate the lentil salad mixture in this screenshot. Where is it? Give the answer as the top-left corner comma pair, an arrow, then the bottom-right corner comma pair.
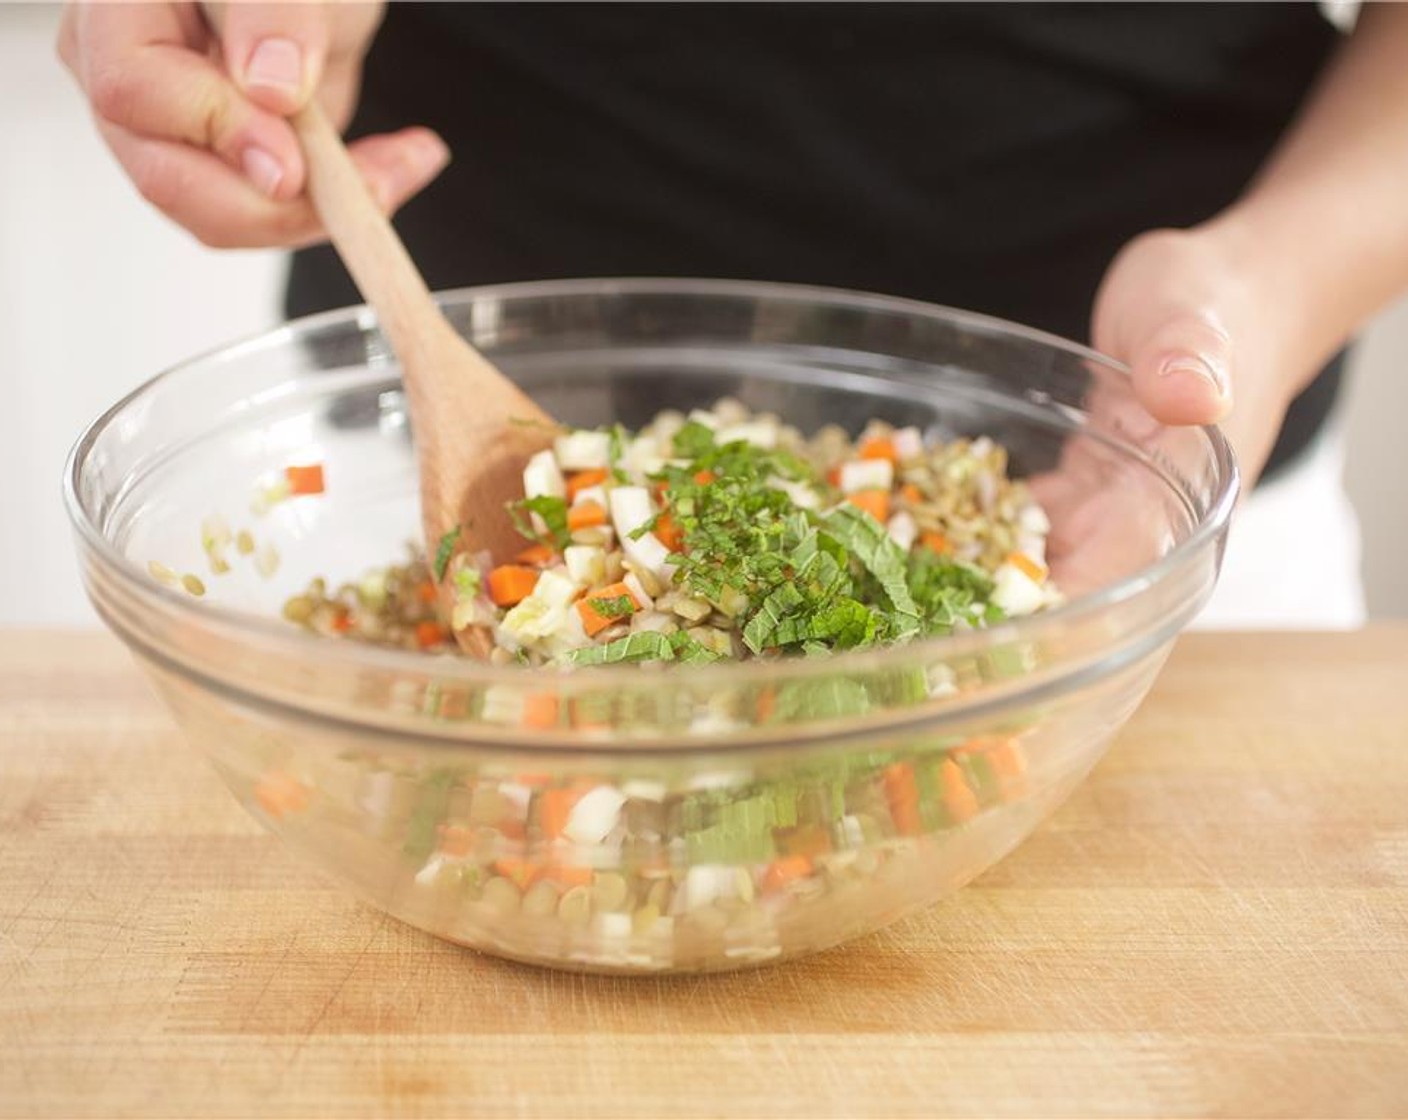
277,399 -> 1060,661
160,401 -> 1065,971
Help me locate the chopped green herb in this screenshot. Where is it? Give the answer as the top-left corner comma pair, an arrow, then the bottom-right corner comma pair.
586,594 -> 636,619
508,495 -> 571,551
907,551 -> 1002,635
820,506 -> 922,640
563,632 -> 677,666
433,526 -> 460,582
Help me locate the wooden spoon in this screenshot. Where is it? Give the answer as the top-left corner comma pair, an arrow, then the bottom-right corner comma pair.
291,104 -> 557,656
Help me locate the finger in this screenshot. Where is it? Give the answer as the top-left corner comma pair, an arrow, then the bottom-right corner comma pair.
74,3 -> 305,201
212,1 -> 332,115
1127,311 -> 1234,427
98,120 -> 448,249
347,127 -> 451,210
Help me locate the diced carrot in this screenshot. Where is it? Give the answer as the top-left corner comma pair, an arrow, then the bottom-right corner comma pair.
415,621 -> 447,648
514,543 -> 557,567
755,685 -> 777,723
437,690 -> 469,719
575,581 -> 643,636
693,469 -> 716,485
775,824 -> 833,859
921,531 -> 950,554
522,692 -> 559,730
939,758 -> 979,822
846,488 -> 890,523
567,499 -> 608,532
498,817 -> 527,842
514,772 -> 554,788
653,511 -> 684,552
284,463 -> 325,495
493,858 -> 540,890
538,787 -> 587,840
1007,550 -> 1048,583
566,468 -> 609,501
826,465 -> 842,487
858,436 -> 898,463
883,762 -> 922,837
255,771 -> 310,819
487,565 -> 540,607
968,736 -> 1028,799
331,612 -> 354,634
900,483 -> 923,505
417,580 -> 438,604
436,823 -> 475,857
544,864 -> 594,888
760,855 -> 813,894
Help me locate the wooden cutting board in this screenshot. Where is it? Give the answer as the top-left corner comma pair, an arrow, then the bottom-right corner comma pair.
2,628 -> 1406,1118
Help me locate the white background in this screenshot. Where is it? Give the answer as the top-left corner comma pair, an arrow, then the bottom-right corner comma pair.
3,3 -> 1404,626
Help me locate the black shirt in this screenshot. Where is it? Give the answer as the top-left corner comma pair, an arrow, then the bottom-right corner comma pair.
287,2 -> 1345,480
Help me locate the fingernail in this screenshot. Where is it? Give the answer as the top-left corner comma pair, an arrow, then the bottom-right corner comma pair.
241,146 -> 284,197
1158,354 -> 1229,398
245,37 -> 303,97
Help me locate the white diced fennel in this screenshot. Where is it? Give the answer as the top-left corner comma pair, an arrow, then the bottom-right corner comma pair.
677,865 -> 747,912
523,449 -> 565,500
573,484 -> 608,510
554,430 -> 611,471
686,408 -> 720,430
562,786 -> 628,845
1016,534 -> 1047,565
992,562 -> 1046,616
839,459 -> 895,494
622,571 -> 653,609
501,569 -> 578,643
893,426 -> 924,461
543,603 -> 592,656
609,486 -> 676,584
621,436 -> 666,479
715,420 -> 778,449
1019,502 -> 1052,535
564,545 -> 607,588
523,448 -> 566,534
620,779 -> 668,802
414,854 -> 448,886
886,511 -> 918,553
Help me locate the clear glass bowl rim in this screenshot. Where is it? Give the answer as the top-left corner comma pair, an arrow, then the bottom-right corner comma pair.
63,276 -> 1239,695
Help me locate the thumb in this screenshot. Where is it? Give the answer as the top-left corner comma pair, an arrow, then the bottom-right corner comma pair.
1126,310 -> 1235,427
211,2 -> 331,116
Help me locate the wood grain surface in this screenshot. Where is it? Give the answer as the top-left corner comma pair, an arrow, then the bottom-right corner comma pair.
2,629 -> 1406,1119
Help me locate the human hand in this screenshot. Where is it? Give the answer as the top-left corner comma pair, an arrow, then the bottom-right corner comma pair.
1028,223 -> 1298,599
58,1 -> 449,248
1091,223 -> 1304,488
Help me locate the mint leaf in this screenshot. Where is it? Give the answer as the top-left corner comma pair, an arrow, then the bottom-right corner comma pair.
433,525 -> 460,582
586,594 -> 635,619
820,505 -> 921,639
908,551 -> 1001,635
508,494 -> 571,551
563,632 -> 676,666
671,420 -> 716,459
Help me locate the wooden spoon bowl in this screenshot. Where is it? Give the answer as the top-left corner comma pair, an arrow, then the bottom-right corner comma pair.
292,104 -> 556,655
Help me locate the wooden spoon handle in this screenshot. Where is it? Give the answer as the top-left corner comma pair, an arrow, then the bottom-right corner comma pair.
291,103 -> 456,364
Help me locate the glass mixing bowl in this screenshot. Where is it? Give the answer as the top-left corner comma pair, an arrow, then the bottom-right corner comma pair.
65,279 -> 1236,973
